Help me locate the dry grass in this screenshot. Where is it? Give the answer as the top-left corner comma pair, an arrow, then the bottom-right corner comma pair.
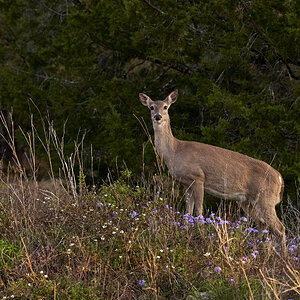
0,116 -> 299,299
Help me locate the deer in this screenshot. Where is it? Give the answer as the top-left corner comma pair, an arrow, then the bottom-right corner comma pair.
139,89 -> 286,253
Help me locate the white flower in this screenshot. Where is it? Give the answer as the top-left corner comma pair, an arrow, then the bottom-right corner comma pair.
160,249 -> 164,253
112,231 -> 116,235
156,255 -> 161,259
204,252 -> 211,257
120,230 -> 124,234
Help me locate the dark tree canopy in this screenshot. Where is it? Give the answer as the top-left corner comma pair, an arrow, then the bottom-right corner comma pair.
0,0 -> 299,200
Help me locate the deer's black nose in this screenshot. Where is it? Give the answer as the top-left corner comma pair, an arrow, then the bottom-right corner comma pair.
154,114 -> 162,121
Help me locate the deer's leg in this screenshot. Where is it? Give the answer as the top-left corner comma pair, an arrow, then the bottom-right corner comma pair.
263,208 -> 286,251
254,203 -> 286,255
240,202 -> 265,224
185,190 -> 194,215
192,180 -> 204,217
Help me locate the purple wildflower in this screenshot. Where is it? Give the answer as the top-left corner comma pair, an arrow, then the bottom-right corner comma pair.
130,211 -> 138,218
112,211 -> 118,215
139,279 -> 146,287
183,213 -> 192,220
262,229 -> 269,233
245,227 -> 253,232
214,266 -> 222,272
97,202 -> 103,207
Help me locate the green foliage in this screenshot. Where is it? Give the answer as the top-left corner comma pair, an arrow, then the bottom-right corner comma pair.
0,0 -> 299,200
0,239 -> 20,270
99,169 -> 145,206
7,276 -> 100,299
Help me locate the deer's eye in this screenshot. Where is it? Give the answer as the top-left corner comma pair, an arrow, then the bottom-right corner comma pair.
164,105 -> 168,109
150,106 -> 154,110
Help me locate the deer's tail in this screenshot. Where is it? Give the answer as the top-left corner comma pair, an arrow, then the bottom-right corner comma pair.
277,175 -> 284,205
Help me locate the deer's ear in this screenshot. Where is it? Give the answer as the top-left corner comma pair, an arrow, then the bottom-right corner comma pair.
139,93 -> 152,107
165,89 -> 178,105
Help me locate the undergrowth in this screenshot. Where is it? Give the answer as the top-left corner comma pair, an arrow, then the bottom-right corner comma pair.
0,113 -> 299,299
0,170 -> 299,299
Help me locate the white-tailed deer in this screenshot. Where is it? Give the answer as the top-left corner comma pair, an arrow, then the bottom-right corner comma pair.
139,89 -> 286,251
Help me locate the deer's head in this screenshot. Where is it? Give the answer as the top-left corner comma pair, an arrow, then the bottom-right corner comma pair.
139,90 -> 178,127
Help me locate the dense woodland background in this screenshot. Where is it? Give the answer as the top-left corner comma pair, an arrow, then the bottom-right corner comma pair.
0,0 -> 299,202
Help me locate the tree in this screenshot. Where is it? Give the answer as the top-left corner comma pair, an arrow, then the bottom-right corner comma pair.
0,0 -> 299,201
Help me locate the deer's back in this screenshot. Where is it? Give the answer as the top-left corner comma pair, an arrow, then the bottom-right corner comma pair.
168,140 -> 282,200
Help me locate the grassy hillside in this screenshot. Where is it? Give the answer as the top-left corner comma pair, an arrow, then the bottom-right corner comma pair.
0,165 -> 299,299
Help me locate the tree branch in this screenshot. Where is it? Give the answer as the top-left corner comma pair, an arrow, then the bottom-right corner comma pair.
250,21 -> 299,80
143,0 -> 166,14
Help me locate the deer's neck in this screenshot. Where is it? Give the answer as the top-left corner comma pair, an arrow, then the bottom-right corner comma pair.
153,121 -> 177,161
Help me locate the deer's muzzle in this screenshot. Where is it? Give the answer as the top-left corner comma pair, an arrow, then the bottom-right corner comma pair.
154,114 -> 162,121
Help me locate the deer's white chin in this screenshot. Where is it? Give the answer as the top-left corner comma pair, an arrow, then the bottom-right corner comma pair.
153,120 -> 164,126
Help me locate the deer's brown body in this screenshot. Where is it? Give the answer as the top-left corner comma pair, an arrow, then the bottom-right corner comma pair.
140,90 -> 286,251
